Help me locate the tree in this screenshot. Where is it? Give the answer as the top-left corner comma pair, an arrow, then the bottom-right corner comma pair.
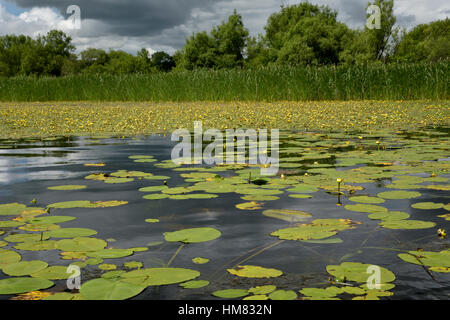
151,51 -> 175,72
262,3 -> 353,65
365,0 -> 399,61
38,30 -> 75,76
394,19 -> 450,62
178,10 -> 249,69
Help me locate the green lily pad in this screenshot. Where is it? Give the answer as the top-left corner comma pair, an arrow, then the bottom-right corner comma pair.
29,216 -> 76,225
345,204 -> 388,214
164,227 -> 221,244
192,257 -> 209,264
212,289 -> 249,299
379,220 -> 436,230
179,280 -> 210,289
56,237 -> 107,252
0,249 -> 21,268
31,266 -> 72,280
377,191 -> 422,200
2,260 -> 48,276
262,209 -> 312,222
326,262 -> 396,284
243,295 -> 269,300
123,261 -> 143,269
121,268 -> 200,286
48,201 -> 93,209
289,194 -> 313,199
299,287 -> 341,298
286,185 -> 319,194
398,250 -> 450,268
236,202 -> 264,210
411,202 -> 444,210
145,219 -> 160,223
227,265 -> 283,279
0,220 -> 24,228
368,211 -> 410,221
43,292 -> 84,300
0,277 -> 53,294
99,264 -> 117,271
349,196 -> 385,204
48,185 -> 87,191
14,240 -> 58,251
143,194 -> 169,200
87,249 -> 134,259
0,203 -> 27,216
102,270 -> 126,279
45,228 -> 98,238
248,285 -> 277,295
80,278 -> 146,300
268,290 -> 297,300
139,186 -> 169,193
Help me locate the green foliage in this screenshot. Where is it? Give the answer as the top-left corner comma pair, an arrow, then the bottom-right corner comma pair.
394,19 -> 450,62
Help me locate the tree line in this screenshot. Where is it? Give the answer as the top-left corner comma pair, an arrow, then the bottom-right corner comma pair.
0,0 -> 448,77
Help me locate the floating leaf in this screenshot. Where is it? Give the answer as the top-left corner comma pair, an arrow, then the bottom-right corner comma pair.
99,264 -> 117,271
56,237 -> 107,252
212,289 -> 249,299
379,220 -> 435,230
4,234 -> 49,243
236,202 -> 263,210
80,278 -> 145,300
192,257 -> 209,265
262,209 -> 312,222
411,202 -> 444,210
179,280 -> 210,289
14,240 -> 58,251
349,196 -> 385,204
48,185 -> 87,191
345,204 -> 388,214
268,290 -> 297,300
121,268 -> 200,286
87,249 -> 134,259
0,203 -> 27,216
326,262 -> 395,284
139,186 -> 169,193
123,261 -> 143,269
227,265 -> 283,278
29,216 -> 76,225
45,228 -> 98,238
243,295 -> 269,300
0,249 -> 21,268
164,227 -> 221,244
286,185 -> 318,194
248,285 -> 277,295
2,260 -> 48,276
143,194 -> 169,200
0,277 -> 53,294
145,219 -> 160,223
31,266 -> 71,280
0,220 -> 24,228
377,191 -> 421,200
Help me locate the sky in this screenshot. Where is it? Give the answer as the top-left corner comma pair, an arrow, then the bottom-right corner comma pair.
0,0 -> 448,55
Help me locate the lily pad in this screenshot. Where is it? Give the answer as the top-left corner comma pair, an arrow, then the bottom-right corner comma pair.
236,202 -> 264,210
121,268 -> 200,286
326,262 -> 396,284
56,237 -> 107,252
48,185 -> 87,191
192,257 -> 210,265
248,285 -> 277,295
0,277 -> 54,294
31,266 -> 72,280
45,228 -> 98,238
179,280 -> 210,289
0,249 -> 21,268
227,265 -> 283,279
345,204 -> 388,214
87,249 -> 134,259
29,216 -> 76,225
411,202 -> 444,210
262,209 -> 312,222
268,290 -> 297,300
379,220 -> 436,230
2,260 -> 48,276
349,196 -> 385,204
377,191 -> 421,200
164,227 -> 221,244
14,240 -> 58,251
80,278 -> 145,300
0,203 -> 27,216
212,289 -> 249,299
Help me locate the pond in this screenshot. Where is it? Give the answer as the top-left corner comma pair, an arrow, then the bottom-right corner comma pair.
0,129 -> 449,300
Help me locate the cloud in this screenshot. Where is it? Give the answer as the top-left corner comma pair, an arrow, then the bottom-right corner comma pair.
1,0 -> 448,54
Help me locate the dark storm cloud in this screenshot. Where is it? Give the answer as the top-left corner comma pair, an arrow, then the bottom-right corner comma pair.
8,0 -> 222,36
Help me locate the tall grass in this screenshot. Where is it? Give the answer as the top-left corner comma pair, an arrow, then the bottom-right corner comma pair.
0,62 -> 448,101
